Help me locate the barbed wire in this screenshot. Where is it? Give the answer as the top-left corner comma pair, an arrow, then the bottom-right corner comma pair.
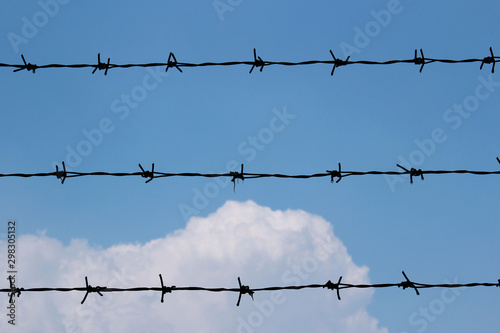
0,48 -> 497,75
1,160 -> 499,189
2,272 -> 499,306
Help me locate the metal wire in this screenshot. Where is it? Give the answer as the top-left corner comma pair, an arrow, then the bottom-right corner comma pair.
1,161 -> 499,188
2,272 -> 498,306
1,48 -> 497,75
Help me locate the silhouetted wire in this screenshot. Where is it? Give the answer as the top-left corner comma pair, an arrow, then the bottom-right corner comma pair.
1,161 -> 499,187
2,272 -> 499,306
1,48 -> 497,75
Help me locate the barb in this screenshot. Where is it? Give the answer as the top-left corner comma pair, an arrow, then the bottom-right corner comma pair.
480,47 -> 496,73
12,54 -> 37,73
399,271 -> 420,295
324,276 -> 343,300
7,275 -> 23,303
414,49 -> 426,72
249,48 -> 266,73
326,163 -> 342,183
1,160 -> 499,185
236,277 -> 254,306
329,50 -> 349,75
55,161 -> 67,184
166,52 -> 182,73
159,274 -> 175,303
81,276 -> 107,304
230,164 -> 245,192
397,164 -> 424,183
1,272 -> 498,306
92,53 -> 110,75
3,48 -> 499,75
139,163 -> 155,183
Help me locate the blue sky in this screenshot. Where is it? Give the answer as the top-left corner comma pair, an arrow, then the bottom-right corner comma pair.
1,1 -> 499,332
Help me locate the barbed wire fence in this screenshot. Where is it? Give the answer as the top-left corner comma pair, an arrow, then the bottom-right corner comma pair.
1,160 -> 499,190
2,272 -> 499,306
0,48 -> 497,75
3,46 -> 499,323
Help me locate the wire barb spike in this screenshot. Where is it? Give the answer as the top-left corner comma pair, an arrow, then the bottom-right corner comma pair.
397,164 -> 424,183
249,48 -> 265,73
7,275 -> 23,303
13,54 -> 37,73
55,161 -> 67,184
138,163 -> 155,183
92,53 -> 110,75
230,164 -> 244,192
236,277 -> 254,306
329,50 -> 349,75
414,49 -> 426,72
81,276 -> 107,304
326,163 -> 342,183
399,271 -> 420,295
324,276 -> 343,300
159,274 -> 175,303
480,47 -> 496,73
166,52 -> 182,73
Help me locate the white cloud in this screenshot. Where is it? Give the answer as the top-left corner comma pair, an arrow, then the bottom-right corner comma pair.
0,200 -> 387,333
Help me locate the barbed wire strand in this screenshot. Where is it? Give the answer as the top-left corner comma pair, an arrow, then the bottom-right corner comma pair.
1,48 -> 497,75
1,160 -> 500,188
3,272 -> 499,306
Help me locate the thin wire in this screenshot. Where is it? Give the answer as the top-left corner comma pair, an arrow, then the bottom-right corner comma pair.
1,161 -> 499,186
1,48 -> 497,75
2,272 -> 499,306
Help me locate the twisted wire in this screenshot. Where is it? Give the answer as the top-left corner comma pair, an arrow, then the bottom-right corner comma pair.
2,272 -> 499,306
1,48 -> 497,75
1,161 -> 499,186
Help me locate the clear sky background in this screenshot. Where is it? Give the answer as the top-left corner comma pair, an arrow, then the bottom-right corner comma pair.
0,1 -> 499,332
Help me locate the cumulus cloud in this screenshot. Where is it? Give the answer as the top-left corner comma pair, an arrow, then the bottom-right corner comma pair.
0,200 -> 387,333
